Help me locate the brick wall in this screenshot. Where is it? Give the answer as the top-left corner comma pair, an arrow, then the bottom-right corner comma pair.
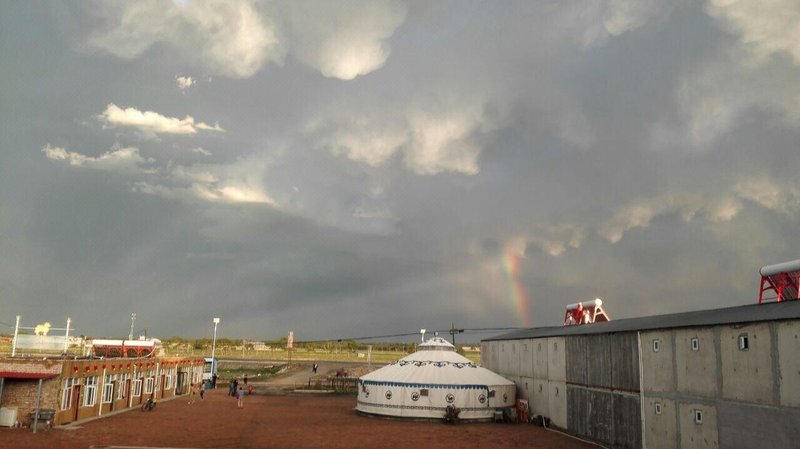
1,378 -> 60,426
2,356 -> 204,426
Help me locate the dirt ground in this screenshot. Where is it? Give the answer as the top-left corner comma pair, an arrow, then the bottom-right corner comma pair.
0,388 -> 598,449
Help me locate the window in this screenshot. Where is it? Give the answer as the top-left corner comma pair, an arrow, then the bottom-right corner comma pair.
60,378 -> 79,410
654,402 -> 662,415
102,382 -> 114,403
165,370 -> 174,390
691,337 -> 700,352
83,376 -> 98,407
694,409 -> 703,424
132,379 -> 142,397
420,389 -> 429,397
118,373 -> 130,400
488,390 -> 496,398
144,376 -> 155,395
102,375 -> 116,403
738,334 -> 749,351
652,339 -> 661,352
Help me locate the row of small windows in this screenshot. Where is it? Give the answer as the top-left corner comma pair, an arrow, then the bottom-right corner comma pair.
652,402 -> 704,425
500,341 -> 558,353
652,334 -> 751,353
59,366 -> 197,411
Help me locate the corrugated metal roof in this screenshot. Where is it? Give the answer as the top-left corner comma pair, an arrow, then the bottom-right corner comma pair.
483,300 -> 800,341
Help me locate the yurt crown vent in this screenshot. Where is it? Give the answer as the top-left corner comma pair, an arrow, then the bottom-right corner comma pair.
418,336 -> 456,351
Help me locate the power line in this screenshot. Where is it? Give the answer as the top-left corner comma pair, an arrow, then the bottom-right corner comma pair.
297,327 -> 521,344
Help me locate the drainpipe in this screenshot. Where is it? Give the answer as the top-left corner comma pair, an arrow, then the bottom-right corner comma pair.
155,362 -> 160,399
128,366 -> 134,409
32,379 -> 42,434
99,366 -> 106,417
63,317 -> 71,354
638,331 -> 646,449
12,316 -> 20,357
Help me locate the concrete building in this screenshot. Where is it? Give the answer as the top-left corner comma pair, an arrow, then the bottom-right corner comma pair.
482,300 -> 800,449
0,355 -> 204,427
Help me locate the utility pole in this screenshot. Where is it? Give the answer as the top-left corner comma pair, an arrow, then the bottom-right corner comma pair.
129,313 -> 136,340
449,322 -> 464,347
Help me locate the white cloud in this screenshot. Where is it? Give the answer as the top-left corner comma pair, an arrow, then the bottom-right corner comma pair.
734,177 -> 800,215
42,144 -> 150,175
307,115 -> 406,167
602,0 -> 665,36
599,194 -> 708,243
704,197 -> 743,223
309,95 -> 501,176
190,147 -> 212,156
706,0 -> 800,66
98,104 -> 225,137
597,186 -> 798,243
86,0 -> 407,80
176,75 -> 195,90
667,0 -> 800,148
570,0 -> 669,47
87,0 -> 284,78
43,144 -> 276,207
146,155 -> 279,207
673,51 -> 800,148
520,225 -> 586,257
405,100 -> 498,175
283,0 -> 407,80
205,184 -> 278,205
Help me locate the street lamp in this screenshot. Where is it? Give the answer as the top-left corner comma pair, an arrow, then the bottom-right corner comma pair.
129,313 -> 137,340
211,317 -> 220,377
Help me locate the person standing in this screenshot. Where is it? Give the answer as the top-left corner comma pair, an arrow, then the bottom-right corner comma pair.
199,381 -> 205,399
211,373 -> 217,389
243,374 -> 248,385
237,386 -> 244,408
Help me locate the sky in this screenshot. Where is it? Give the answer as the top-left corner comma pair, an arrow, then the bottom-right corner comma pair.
1,0 -> 799,342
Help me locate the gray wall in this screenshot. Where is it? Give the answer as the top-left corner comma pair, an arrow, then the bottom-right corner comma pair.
486,318 -> 800,449
566,333 -> 642,449
641,320 -> 800,449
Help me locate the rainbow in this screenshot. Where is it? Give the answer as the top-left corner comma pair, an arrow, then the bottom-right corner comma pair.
503,246 -> 531,327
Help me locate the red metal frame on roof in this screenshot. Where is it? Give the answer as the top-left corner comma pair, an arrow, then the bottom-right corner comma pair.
564,299 -> 611,326
758,259 -> 800,304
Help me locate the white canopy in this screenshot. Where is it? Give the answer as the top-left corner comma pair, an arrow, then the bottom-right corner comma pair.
356,337 -> 515,420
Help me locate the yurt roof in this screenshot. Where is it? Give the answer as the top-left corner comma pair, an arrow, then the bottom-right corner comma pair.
360,337 -> 513,388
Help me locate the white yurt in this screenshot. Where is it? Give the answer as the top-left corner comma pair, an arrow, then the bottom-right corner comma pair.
356,337 -> 516,420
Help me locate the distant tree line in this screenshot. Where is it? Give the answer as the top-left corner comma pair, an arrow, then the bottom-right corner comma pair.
161,336 -> 428,353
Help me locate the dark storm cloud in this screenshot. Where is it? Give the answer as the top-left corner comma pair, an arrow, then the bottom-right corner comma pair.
2,1 -> 799,341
